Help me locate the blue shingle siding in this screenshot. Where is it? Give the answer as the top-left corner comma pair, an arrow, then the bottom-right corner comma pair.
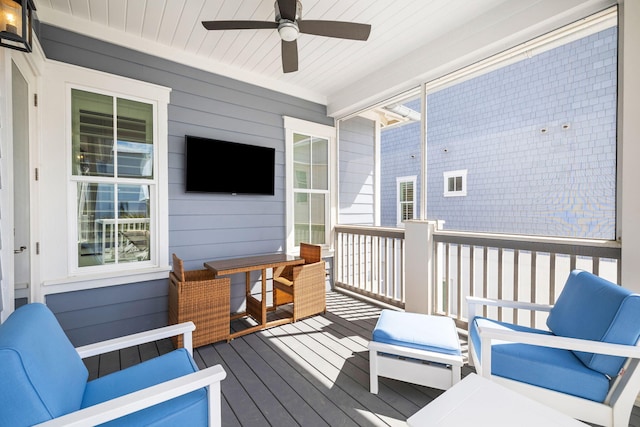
381,27 -> 617,239
380,111 -> 422,227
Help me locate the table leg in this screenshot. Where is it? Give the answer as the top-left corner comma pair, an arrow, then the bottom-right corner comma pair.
261,269 -> 267,325
245,271 -> 250,297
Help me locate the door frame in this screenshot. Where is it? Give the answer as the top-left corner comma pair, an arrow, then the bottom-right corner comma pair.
0,44 -> 43,321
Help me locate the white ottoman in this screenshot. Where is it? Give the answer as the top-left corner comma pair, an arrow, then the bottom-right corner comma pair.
369,309 -> 463,394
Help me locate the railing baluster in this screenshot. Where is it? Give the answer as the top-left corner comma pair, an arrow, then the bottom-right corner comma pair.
457,244 -> 463,320
530,251 -> 537,327
399,238 -> 405,303
498,248 -> 503,322
469,245 -> 475,298
483,246 -> 489,318
434,241 -> 440,314
550,253 -> 556,304
444,243 -> 451,315
513,249 -> 519,325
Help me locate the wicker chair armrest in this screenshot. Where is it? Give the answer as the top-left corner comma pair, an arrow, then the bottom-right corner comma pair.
182,269 -> 216,281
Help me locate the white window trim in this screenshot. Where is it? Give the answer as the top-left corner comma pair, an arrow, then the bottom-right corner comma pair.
396,175 -> 417,227
283,116 -> 336,254
443,169 -> 467,197
39,61 -> 171,294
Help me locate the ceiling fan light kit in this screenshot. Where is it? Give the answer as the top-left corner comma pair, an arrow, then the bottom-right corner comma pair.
278,21 -> 299,42
202,0 -> 371,73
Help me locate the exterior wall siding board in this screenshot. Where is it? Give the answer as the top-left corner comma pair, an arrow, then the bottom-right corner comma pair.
38,24 -> 332,345
339,116 -> 376,225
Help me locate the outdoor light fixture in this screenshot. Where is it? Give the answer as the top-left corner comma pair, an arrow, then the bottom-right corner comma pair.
0,0 -> 36,52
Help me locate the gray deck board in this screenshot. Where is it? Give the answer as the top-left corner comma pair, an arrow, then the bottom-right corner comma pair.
86,290 -> 640,426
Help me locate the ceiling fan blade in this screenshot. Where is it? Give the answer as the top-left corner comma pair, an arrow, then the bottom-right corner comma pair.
298,20 -> 371,41
277,0 -> 298,21
281,40 -> 298,73
202,21 -> 278,30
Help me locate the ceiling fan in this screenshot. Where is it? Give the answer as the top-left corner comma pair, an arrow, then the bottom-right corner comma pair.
202,0 -> 371,73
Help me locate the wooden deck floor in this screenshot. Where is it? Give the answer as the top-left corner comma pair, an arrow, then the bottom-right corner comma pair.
86,290 -> 640,426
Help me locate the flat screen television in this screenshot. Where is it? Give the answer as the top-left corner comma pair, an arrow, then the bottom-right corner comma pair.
185,135 -> 275,195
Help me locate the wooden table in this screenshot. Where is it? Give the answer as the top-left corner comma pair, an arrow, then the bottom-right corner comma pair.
407,373 -> 587,426
204,253 -> 304,339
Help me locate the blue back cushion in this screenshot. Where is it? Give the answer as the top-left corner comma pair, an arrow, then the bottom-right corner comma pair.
547,270 -> 640,377
0,303 -> 88,426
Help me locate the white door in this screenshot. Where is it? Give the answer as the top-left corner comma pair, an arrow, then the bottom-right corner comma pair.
12,61 -> 31,304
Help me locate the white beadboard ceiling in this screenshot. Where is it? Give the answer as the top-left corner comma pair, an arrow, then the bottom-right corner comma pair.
34,0 -> 613,115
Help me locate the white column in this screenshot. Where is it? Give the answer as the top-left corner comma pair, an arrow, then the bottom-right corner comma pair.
404,220 -> 438,314
620,0 -> 640,292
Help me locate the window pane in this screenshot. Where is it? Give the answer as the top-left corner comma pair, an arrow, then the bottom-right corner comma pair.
78,183 -> 151,266
78,183 -> 115,266
117,98 -> 154,178
293,133 -> 310,189
402,202 -> 413,221
293,192 -> 326,245
294,192 -> 310,245
309,193 -> 326,244
448,177 -> 455,192
400,181 -> 414,202
72,89 -> 114,177
118,184 -> 150,263
311,137 -> 328,190
455,176 -> 462,191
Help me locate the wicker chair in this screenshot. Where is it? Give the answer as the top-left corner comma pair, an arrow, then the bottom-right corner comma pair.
169,253 -> 231,347
273,243 -> 326,322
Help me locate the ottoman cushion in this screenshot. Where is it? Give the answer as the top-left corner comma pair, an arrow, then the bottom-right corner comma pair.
372,309 -> 461,356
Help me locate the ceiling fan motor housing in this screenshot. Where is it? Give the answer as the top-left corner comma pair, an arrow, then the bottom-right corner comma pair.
275,0 -> 302,21
275,0 -> 302,41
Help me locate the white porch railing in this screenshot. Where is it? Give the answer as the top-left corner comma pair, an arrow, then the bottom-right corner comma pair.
334,225 -> 405,308
333,223 -> 622,329
433,229 -> 621,329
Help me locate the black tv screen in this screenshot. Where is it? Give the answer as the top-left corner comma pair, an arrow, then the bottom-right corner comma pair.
185,135 -> 275,195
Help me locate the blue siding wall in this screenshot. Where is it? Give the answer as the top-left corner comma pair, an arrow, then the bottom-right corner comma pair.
39,25 -> 332,345
339,116 -> 376,225
380,99 -> 422,227
381,27 -> 617,239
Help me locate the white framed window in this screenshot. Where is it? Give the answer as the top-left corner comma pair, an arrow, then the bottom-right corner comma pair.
443,169 -> 467,197
396,176 -> 416,226
71,88 -> 157,270
284,116 -> 336,252
38,61 -> 170,293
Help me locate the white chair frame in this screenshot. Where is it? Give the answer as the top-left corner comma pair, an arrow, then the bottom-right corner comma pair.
468,296 -> 640,427
35,322 -> 226,427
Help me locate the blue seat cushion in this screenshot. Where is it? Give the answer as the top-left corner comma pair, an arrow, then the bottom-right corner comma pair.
0,303 -> 88,427
471,316 -> 611,402
372,309 -> 461,356
82,349 -> 208,426
547,270 -> 640,377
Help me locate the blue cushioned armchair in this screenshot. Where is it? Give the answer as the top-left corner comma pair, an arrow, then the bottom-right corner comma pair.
468,270 -> 640,427
0,303 -> 226,426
